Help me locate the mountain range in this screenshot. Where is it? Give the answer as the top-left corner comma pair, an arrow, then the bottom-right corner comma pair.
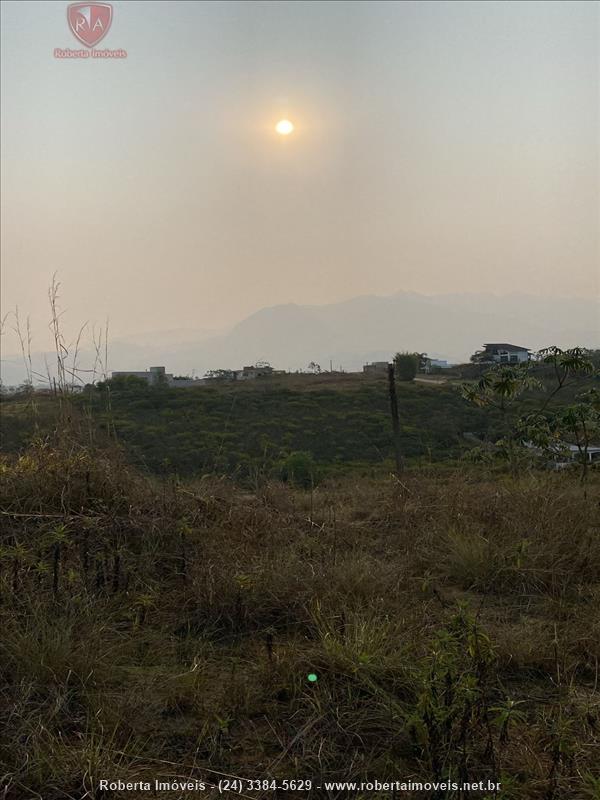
2,291 -> 598,386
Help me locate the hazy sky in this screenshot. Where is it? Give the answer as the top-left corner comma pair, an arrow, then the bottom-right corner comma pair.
1,0 -> 598,351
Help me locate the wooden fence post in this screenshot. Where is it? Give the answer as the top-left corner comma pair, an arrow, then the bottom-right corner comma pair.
387,363 -> 404,474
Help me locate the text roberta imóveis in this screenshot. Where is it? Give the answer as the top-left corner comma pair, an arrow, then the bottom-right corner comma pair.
54,48 -> 128,59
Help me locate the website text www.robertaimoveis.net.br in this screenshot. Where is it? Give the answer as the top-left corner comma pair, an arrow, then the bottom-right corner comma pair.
320,781 -> 500,794
98,778 -> 501,794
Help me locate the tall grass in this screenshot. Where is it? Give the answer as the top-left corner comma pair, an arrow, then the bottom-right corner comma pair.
1,430 -> 600,798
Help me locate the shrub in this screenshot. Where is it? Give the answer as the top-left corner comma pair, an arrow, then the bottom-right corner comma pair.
278,450 -> 319,488
394,352 -> 419,381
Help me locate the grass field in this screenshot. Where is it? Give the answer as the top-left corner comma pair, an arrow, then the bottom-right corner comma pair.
2,359 -> 599,798
2,424 -> 600,799
2,367 -> 593,481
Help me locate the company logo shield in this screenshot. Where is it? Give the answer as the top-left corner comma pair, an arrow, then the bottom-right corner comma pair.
67,3 -> 113,47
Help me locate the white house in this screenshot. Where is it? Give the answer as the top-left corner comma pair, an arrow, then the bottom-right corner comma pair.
564,444 -> 600,465
481,343 -> 530,364
526,441 -> 600,468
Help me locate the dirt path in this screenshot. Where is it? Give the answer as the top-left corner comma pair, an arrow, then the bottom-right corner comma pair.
414,376 -> 448,385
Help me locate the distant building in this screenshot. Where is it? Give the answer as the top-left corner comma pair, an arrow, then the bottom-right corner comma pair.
565,444 -> 600,464
111,366 -> 205,388
111,366 -> 172,385
363,361 -> 390,375
170,377 -> 207,387
480,343 -> 530,364
234,364 -> 274,381
525,441 -> 600,468
423,358 -> 450,372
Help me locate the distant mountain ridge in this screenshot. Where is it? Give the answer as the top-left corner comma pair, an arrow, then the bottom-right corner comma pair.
1,291 -> 598,386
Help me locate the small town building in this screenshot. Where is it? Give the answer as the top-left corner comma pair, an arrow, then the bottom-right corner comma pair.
111,366 -> 172,385
481,343 -> 530,364
423,358 -> 450,372
234,365 -> 274,381
526,441 -> 600,468
363,361 -> 390,374
111,366 -> 205,388
564,445 -> 600,465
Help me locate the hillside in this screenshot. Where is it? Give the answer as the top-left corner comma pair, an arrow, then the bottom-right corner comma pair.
0,374 -> 511,479
2,367 -> 597,482
2,355 -> 599,798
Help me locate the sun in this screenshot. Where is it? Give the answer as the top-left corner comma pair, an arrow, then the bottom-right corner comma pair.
275,119 -> 294,136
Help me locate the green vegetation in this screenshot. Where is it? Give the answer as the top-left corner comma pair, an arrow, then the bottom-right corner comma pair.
2,432 -> 600,798
3,360 -> 596,484
461,348 -> 599,480
1,349 -> 600,798
3,287 -> 599,800
394,352 -> 420,381
2,376 -> 491,478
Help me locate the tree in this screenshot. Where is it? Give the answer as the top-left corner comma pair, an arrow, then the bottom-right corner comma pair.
307,362 -> 322,374
536,346 -> 595,410
461,363 -> 542,473
394,352 -> 419,382
518,389 -> 600,483
461,364 -> 541,412
470,350 -> 490,364
98,374 -> 148,391
204,369 -> 235,381
462,347 -> 596,477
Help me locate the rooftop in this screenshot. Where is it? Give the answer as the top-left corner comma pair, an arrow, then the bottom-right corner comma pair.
483,343 -> 530,351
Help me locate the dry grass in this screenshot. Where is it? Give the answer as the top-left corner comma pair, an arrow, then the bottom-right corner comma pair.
1,438 -> 600,799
